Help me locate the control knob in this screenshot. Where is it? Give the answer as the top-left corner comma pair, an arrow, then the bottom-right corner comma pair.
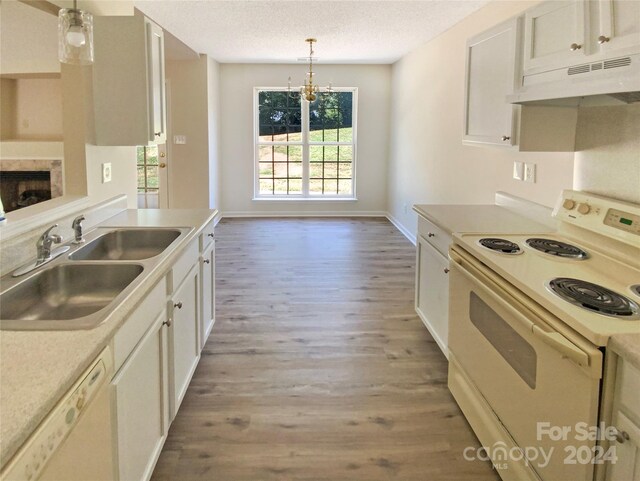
577,203 -> 591,215
562,199 -> 576,210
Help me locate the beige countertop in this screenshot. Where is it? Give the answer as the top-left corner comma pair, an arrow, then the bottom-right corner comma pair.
609,333 -> 640,370
0,208 -> 217,467
413,204 -> 554,235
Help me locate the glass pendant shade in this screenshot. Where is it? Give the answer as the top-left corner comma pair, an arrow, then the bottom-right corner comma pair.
58,9 -> 94,65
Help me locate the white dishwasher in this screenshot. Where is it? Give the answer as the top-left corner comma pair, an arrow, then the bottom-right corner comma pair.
1,347 -> 115,481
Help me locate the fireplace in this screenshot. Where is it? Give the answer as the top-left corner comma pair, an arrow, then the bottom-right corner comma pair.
0,159 -> 63,213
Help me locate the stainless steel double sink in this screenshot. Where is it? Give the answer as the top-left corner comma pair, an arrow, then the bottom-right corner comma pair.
0,227 -> 191,330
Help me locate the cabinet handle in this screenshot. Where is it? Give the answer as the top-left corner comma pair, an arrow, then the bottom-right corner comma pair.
614,429 -> 630,444
501,135 -> 511,141
163,319 -> 172,327
427,232 -> 435,238
174,301 -> 183,309
207,233 -> 215,238
203,258 -> 210,264
569,43 -> 582,51
444,268 -> 450,274
155,132 -> 162,137
597,35 -> 610,44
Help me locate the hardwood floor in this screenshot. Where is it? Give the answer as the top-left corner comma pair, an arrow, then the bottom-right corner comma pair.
151,218 -> 499,481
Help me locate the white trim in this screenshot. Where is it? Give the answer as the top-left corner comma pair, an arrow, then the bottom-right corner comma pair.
251,197 -> 357,202
222,211 -> 386,218
386,212 -> 416,245
213,210 -> 223,226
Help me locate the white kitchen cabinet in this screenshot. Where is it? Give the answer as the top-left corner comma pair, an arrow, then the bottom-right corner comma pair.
606,358 -> 640,481
170,263 -> 200,417
522,0 -> 587,73
200,243 -> 215,350
92,15 -> 166,146
112,309 -> 169,481
463,17 -> 520,146
597,0 -> 640,56
415,216 -> 451,357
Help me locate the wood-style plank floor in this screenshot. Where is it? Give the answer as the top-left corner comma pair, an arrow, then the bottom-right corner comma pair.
151,218 -> 499,481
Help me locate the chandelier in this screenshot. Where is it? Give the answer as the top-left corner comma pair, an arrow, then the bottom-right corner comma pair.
299,38 -> 319,102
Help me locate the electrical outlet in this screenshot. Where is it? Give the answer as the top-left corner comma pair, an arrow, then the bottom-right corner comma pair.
524,162 -> 536,183
513,161 -> 524,181
102,162 -> 112,183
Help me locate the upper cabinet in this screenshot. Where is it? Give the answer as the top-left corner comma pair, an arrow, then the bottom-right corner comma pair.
463,17 -> 521,146
522,1 -> 587,74
92,15 -> 166,146
598,0 -> 640,56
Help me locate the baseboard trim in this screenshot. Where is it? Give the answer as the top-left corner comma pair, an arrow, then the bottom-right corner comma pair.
385,212 -> 416,245
221,211 -> 387,218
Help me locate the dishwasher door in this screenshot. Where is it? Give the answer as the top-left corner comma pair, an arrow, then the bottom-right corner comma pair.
1,348 -> 115,481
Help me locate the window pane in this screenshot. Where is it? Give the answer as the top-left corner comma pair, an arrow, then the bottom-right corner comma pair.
324,162 -> 338,179
288,145 -> 302,161
259,179 -> 273,195
146,145 -> 158,165
288,179 -> 302,193
273,163 -> 289,178
323,146 -> 338,161
273,145 -> 288,160
274,179 -> 288,195
137,166 -> 145,189
289,162 -> 302,178
310,163 -> 323,178
338,145 -> 353,161
146,166 -> 159,188
339,162 -> 352,178
258,146 -> 273,161
338,179 -> 353,195
137,147 -> 145,164
323,179 -> 338,194
310,145 -> 324,162
259,91 -> 301,142
309,179 -> 323,194
258,162 -> 273,177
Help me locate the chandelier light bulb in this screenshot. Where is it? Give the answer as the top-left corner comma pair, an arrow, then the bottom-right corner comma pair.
66,26 -> 86,48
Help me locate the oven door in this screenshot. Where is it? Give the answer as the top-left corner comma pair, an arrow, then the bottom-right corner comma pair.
448,245 -> 603,481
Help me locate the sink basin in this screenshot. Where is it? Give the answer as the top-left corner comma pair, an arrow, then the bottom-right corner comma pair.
70,228 -> 181,261
0,264 -> 143,328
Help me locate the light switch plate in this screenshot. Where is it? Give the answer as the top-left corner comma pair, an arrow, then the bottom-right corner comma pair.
174,135 -> 187,145
513,161 -> 524,181
102,162 -> 112,183
524,162 -> 536,183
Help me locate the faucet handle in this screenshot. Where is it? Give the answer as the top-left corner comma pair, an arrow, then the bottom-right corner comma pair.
40,224 -> 59,240
72,215 -> 85,228
72,215 -> 86,243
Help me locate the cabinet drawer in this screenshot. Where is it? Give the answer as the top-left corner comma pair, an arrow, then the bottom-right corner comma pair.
113,278 -> 166,373
200,219 -> 215,251
417,216 -> 452,257
618,359 -> 640,420
171,239 -> 198,290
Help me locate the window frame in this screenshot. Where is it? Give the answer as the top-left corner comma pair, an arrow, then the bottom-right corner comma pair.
253,87 -> 358,200
137,145 -> 159,195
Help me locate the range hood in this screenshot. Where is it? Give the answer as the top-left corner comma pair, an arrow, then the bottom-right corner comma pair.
508,53 -> 640,106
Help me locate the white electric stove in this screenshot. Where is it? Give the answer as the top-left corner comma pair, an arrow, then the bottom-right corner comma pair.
447,190 -> 640,481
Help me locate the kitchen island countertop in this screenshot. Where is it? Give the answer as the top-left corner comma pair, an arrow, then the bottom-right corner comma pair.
609,333 -> 640,370
0,208 -> 217,467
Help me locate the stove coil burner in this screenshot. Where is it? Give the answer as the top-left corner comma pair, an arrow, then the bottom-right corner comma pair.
631,285 -> 640,298
548,278 -> 640,320
525,238 -> 588,259
478,238 -> 522,255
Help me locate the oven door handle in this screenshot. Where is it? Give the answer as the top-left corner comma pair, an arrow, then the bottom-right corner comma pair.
450,249 -> 590,367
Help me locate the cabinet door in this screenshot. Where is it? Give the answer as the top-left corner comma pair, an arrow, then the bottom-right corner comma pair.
598,0 -> 640,55
415,236 -> 449,357
112,310 -> 169,481
607,411 -> 640,481
170,265 -> 200,417
523,0 -> 587,72
463,17 -> 520,146
200,243 -> 215,350
146,18 -> 166,143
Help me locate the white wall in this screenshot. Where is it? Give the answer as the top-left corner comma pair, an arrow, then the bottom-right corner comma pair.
387,0 -> 575,236
574,104 -> 640,204
219,63 -> 391,215
207,57 -> 222,211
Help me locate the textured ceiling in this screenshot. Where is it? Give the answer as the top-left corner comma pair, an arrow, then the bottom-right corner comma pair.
134,0 -> 489,64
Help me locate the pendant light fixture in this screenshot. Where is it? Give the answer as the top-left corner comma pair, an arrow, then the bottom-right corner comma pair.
300,38 -> 319,102
58,0 -> 94,65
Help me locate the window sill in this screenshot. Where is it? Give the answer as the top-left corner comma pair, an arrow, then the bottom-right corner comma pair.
252,197 -> 358,202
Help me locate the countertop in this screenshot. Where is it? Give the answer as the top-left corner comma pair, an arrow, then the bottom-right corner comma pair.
609,333 -> 640,371
413,204 -> 554,235
0,208 -> 217,467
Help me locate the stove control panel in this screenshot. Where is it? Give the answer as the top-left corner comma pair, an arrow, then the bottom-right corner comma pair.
554,190 -> 640,247
604,209 -> 640,235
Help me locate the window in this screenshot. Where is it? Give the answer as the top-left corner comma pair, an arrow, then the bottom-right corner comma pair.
137,145 -> 159,194
255,88 -> 356,198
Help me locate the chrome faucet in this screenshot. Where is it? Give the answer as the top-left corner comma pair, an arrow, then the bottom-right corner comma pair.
72,215 -> 86,244
36,224 -> 63,264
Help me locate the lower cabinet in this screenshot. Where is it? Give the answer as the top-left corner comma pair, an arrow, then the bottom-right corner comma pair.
170,264 -> 200,417
415,235 -> 450,357
112,309 -> 169,481
200,243 -> 215,350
